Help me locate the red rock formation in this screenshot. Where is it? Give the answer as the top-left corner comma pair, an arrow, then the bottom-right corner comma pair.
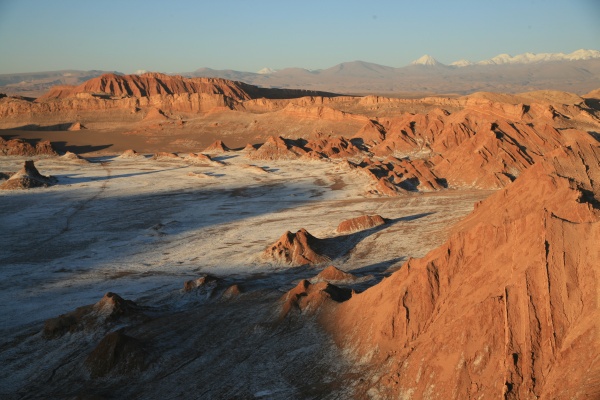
305,135 -> 363,159
0,137 -> 57,156
311,265 -> 358,284
391,157 -> 445,191
0,160 -> 57,190
336,215 -> 386,234
264,228 -> 330,266
280,279 -> 352,318
37,73 -> 254,102
242,143 -> 257,152
430,120 -> 565,188
281,103 -> 368,123
203,140 -> 230,153
357,157 -> 442,195
325,143 -> 600,399
67,121 -> 86,130
35,72 -> 337,103
151,152 -> 180,160
354,120 -> 386,144
185,153 -> 224,166
247,136 -> 308,161
143,107 -> 169,120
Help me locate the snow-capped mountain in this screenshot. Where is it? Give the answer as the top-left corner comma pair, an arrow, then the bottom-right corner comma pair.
476,49 -> 600,66
410,55 -> 442,66
450,59 -> 473,67
257,67 -> 277,75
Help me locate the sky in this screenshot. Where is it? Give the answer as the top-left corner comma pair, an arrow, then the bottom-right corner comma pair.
0,0 -> 599,74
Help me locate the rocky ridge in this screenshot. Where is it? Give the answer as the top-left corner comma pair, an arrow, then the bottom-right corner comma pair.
324,143 -> 600,399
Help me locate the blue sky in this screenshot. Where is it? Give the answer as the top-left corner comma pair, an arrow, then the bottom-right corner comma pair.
0,0 -> 598,74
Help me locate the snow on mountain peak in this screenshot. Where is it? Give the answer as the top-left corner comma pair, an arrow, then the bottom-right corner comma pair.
450,59 -> 473,67
477,49 -> 600,65
410,55 -> 442,66
257,67 -> 277,75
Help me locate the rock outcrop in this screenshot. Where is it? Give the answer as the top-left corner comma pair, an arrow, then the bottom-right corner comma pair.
0,137 -> 57,156
240,164 -> 268,174
264,228 -> 330,266
0,160 -> 57,190
280,279 -> 352,318
221,284 -> 242,300
117,149 -> 145,159
203,140 -> 230,153
85,330 -> 147,378
336,215 -> 386,234
311,265 -> 358,284
183,275 -> 219,292
43,292 -> 141,339
185,152 -> 225,166
305,135 -> 363,159
247,136 -> 309,161
326,143 -> 600,399
151,152 -> 180,161
60,151 -> 88,163
67,121 -> 86,130
143,107 -> 169,120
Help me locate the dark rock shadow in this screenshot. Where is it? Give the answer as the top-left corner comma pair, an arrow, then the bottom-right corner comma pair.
53,167 -> 188,184
8,123 -> 76,131
314,212 -> 435,261
212,154 -> 238,161
51,141 -> 114,154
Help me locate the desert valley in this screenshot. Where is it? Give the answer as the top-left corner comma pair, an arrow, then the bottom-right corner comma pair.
1,56 -> 600,399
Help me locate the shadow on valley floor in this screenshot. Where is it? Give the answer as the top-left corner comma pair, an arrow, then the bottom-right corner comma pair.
0,177 -> 324,270
0,134 -> 114,154
52,141 -> 114,154
8,123 -> 80,131
212,154 -> 239,162
53,167 -> 188,184
315,212 -> 436,261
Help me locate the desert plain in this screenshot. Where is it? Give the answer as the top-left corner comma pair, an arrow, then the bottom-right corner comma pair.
0,71 -> 599,399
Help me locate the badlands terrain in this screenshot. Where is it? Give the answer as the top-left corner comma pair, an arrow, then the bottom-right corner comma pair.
0,72 -> 599,399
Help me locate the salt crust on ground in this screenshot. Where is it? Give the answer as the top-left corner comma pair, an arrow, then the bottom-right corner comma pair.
0,154 -> 489,331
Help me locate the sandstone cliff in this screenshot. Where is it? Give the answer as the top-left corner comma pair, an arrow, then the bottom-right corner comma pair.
325,142 -> 600,399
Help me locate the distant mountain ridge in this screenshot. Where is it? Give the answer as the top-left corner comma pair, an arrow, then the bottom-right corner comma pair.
1,49 -> 599,98
256,49 -> 600,72
184,49 -> 600,96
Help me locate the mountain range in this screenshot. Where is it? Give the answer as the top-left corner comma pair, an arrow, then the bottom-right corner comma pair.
411,49 -> 600,66
1,49 -> 599,97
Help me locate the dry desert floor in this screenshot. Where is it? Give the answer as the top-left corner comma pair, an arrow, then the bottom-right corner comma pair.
0,152 -> 490,399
